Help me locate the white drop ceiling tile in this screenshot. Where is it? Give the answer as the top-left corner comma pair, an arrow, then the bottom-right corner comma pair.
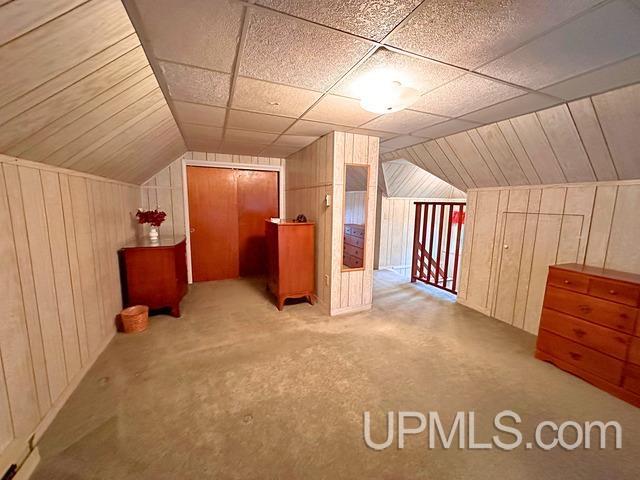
185,139 -> 221,152
478,1 -> 640,90
173,101 -> 226,127
255,0 -> 422,41
227,110 -> 295,134
181,123 -> 224,140
332,47 -> 464,98
224,129 -> 279,144
379,145 -> 395,154
217,142 -> 268,156
286,119 -> 348,136
540,55 -> 640,101
130,0 -> 242,72
160,62 -> 230,106
239,8 -> 372,91
381,135 -> 428,150
412,119 -> 479,139
386,0 -> 602,69
260,144 -> 301,157
232,76 -> 322,117
348,128 -> 397,141
459,93 -> 561,124
413,75 -> 524,117
361,110 -> 447,134
274,134 -> 319,148
303,94 -> 379,127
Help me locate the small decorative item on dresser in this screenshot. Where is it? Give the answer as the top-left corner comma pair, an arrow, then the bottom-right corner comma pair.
294,214 -> 307,223
136,208 -> 167,241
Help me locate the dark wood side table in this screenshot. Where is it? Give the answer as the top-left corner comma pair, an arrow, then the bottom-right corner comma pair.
118,236 -> 188,317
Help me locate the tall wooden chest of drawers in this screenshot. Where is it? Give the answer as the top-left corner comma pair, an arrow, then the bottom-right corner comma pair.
343,224 -> 364,269
536,263 -> 640,407
265,220 -> 315,310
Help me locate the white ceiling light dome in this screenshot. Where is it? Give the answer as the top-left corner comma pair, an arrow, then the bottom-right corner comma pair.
359,79 -> 420,114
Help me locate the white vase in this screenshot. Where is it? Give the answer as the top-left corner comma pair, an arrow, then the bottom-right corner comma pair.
149,226 -> 159,241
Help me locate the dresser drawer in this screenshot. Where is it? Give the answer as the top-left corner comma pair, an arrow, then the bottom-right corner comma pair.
343,254 -> 362,269
539,308 -> 631,361
344,243 -> 363,259
351,227 -> 365,238
544,286 -> 637,334
588,278 -> 640,307
629,338 -> 640,366
547,267 -> 589,293
537,331 -> 624,385
623,364 -> 640,395
344,234 -> 364,248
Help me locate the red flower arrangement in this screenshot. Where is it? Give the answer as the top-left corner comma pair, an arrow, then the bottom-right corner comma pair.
136,208 -> 167,227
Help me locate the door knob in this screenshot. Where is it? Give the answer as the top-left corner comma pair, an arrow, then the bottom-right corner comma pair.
190,227 -> 196,233
503,244 -> 509,249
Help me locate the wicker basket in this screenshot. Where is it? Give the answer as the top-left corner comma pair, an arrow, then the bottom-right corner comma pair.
120,305 -> 149,333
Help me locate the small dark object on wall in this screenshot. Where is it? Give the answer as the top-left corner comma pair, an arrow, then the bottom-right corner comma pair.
294,214 -> 307,223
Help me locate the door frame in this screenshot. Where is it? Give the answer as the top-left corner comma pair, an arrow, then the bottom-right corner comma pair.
182,159 -> 285,284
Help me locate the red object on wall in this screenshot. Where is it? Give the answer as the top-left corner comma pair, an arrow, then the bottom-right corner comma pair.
452,210 -> 465,225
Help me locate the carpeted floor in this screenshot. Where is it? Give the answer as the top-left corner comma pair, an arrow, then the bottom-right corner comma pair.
31,271 -> 640,479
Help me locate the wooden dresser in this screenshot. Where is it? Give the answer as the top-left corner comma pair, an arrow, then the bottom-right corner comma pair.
343,224 -> 365,269
265,220 -> 315,310
118,236 -> 188,317
536,263 -> 640,407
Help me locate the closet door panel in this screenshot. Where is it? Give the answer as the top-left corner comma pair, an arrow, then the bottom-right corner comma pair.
187,166 -> 239,282
237,170 -> 279,276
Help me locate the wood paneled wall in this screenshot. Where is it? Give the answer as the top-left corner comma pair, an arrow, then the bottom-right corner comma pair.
330,132 -> 379,315
458,180 -> 640,335
286,132 -> 379,314
381,160 -> 466,198
0,154 -> 139,470
376,196 -> 465,279
383,82 -> 640,190
0,0 -> 186,184
285,135 -> 334,308
141,151 -> 286,240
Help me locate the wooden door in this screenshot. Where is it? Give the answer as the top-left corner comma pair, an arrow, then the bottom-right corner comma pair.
237,170 -> 279,276
187,166 -> 239,282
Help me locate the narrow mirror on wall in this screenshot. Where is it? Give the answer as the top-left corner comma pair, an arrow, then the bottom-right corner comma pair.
343,164 -> 369,270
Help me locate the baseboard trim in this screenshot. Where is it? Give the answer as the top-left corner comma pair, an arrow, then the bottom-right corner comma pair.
13,447 -> 40,480
455,296 -> 490,315
32,330 -> 115,445
330,304 -> 372,316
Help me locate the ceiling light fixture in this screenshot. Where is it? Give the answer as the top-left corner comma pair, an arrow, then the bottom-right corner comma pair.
359,80 -> 420,114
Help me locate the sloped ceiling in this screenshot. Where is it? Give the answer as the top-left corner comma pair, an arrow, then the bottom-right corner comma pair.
381,159 -> 465,198
0,0 -> 186,184
123,0 -> 640,159
383,82 -> 640,191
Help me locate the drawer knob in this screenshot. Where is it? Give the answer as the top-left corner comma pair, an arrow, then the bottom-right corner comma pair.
564,280 -> 570,284
578,305 -> 592,314
609,289 -> 617,295
569,352 -> 582,361
572,328 -> 586,338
